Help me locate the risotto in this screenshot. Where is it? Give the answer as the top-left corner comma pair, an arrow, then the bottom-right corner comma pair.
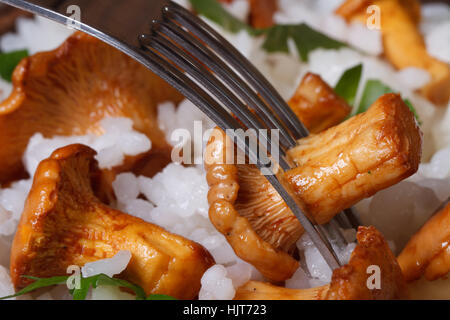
0,0 -> 449,300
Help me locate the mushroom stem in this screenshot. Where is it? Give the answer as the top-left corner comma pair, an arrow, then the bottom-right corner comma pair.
286,94 -> 422,224
234,281 -> 329,300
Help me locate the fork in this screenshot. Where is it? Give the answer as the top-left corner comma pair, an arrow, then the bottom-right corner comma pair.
1,0 -> 361,270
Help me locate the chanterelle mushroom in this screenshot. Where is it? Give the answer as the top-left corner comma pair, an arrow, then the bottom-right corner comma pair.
288,72 -> 351,134
218,0 -> 277,29
336,0 -> 450,105
0,31 -> 182,185
235,226 -> 409,300
398,201 -> 450,282
204,73 -> 352,282
10,144 -> 214,299
205,129 -> 301,282
286,93 -> 422,224
206,93 -> 421,281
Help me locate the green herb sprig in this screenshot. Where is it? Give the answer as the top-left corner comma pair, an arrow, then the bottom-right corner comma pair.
334,64 -> 363,106
190,0 -> 346,61
0,274 -> 176,301
333,65 -> 421,123
191,0 -> 422,124
0,49 -> 28,82
357,79 -> 421,124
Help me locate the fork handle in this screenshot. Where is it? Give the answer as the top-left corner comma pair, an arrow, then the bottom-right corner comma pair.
0,0 -> 169,49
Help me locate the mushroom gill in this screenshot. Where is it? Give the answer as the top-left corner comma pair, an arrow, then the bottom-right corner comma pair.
205,128 -> 301,282
0,31 -> 182,185
235,226 -> 409,300
10,144 -> 214,299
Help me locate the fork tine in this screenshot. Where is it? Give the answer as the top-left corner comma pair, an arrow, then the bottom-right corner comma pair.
166,2 -> 308,140
140,48 -> 242,135
343,208 -> 362,228
155,16 -> 297,150
140,33 -> 291,170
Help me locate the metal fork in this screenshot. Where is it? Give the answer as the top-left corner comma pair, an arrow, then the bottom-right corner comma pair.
1,0 -> 361,270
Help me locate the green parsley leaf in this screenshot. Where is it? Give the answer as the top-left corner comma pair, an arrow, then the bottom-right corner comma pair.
356,79 -> 392,114
261,25 -> 291,53
71,276 -> 96,300
289,24 -> 346,61
404,99 -> 422,125
70,273 -> 149,300
0,273 -> 173,300
0,49 -> 28,82
190,0 -> 346,61
334,64 -> 363,106
355,79 -> 421,123
0,275 -> 68,300
190,0 -> 252,34
95,274 -> 147,300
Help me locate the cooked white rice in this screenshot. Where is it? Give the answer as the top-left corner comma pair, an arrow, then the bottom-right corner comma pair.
0,0 -> 449,300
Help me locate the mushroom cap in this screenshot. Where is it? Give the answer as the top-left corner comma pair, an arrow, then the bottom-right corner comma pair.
10,144 -> 214,299
0,31 -> 182,185
326,226 -> 408,300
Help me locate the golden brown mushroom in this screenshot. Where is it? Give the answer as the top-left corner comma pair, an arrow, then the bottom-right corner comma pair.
204,72 -> 354,282
0,31 -> 182,185
206,93 -> 421,281
247,0 -> 277,29
336,0 -> 450,105
288,72 -> 352,134
398,202 -> 450,282
10,144 -> 214,299
326,226 -> 408,300
205,129 -> 301,282
218,0 -> 277,28
235,226 -> 409,300
234,281 -> 328,300
336,0 -> 421,26
286,93 -> 422,224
